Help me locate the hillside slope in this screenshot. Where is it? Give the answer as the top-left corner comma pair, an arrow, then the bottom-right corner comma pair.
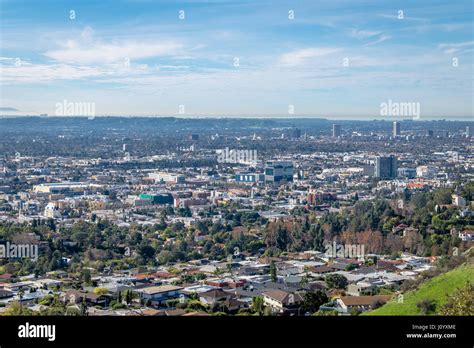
365,264 -> 473,315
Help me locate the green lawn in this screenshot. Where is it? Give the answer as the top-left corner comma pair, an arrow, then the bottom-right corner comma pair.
365,264 -> 473,315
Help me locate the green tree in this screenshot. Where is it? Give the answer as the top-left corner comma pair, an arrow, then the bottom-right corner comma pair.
440,283 -> 474,316
269,261 -> 277,282
2,301 -> 33,316
157,250 -> 174,265
325,274 -> 348,290
186,299 -> 207,312
250,296 -> 265,315
80,297 -> 88,316
416,299 -> 437,315
82,269 -> 92,285
302,290 -> 329,314
138,243 -> 156,262
125,290 -> 133,305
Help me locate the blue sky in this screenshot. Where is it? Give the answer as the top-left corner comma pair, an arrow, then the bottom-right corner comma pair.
0,0 -> 472,118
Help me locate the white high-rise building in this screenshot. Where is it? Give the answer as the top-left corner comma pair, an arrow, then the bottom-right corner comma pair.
393,121 -> 401,137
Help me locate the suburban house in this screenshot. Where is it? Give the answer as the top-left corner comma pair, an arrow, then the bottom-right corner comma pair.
61,289 -> 110,308
309,265 -> 333,275
222,297 -> 247,312
346,278 -> 385,296
336,295 -> 392,313
199,288 -> 231,305
137,285 -> 183,307
3,281 -> 34,292
0,289 -> 14,300
262,289 -> 304,314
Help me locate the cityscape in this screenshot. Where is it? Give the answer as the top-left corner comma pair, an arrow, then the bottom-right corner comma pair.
0,0 -> 472,346
0,117 -> 472,318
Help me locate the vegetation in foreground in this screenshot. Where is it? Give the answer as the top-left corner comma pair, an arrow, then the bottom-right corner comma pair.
366,263 -> 473,315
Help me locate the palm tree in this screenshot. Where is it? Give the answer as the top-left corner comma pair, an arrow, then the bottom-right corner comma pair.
18,289 -> 24,314
80,297 -> 88,316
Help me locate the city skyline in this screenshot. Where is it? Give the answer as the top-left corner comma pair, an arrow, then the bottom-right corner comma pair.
0,0 -> 473,118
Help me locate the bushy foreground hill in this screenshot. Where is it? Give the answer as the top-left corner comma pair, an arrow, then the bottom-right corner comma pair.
365,264 -> 473,315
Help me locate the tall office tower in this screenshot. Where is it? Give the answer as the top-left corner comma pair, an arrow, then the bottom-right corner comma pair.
375,155 -> 398,179
393,121 -> 401,137
264,161 -> 294,185
426,130 -> 434,137
466,126 -> 471,138
292,128 -> 301,139
332,124 -> 341,137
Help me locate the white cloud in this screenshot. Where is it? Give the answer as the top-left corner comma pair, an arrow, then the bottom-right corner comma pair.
0,63 -> 107,83
44,27 -> 183,64
438,41 -> 474,54
349,29 -> 391,46
365,35 -> 391,46
278,48 -> 340,66
350,29 -> 381,39
0,60 -> 152,84
379,13 -> 427,22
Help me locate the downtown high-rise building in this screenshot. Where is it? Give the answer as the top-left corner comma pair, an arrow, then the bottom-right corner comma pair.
393,121 -> 401,137
332,124 -> 341,137
291,128 -> 302,139
375,155 -> 398,179
264,160 -> 294,185
466,126 -> 471,138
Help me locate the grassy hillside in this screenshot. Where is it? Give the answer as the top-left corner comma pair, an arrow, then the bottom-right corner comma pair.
365,264 -> 473,315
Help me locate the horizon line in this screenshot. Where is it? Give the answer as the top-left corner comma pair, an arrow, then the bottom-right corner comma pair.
0,115 -> 473,122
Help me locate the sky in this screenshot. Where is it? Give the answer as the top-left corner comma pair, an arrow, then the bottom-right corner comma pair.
0,0 -> 473,118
